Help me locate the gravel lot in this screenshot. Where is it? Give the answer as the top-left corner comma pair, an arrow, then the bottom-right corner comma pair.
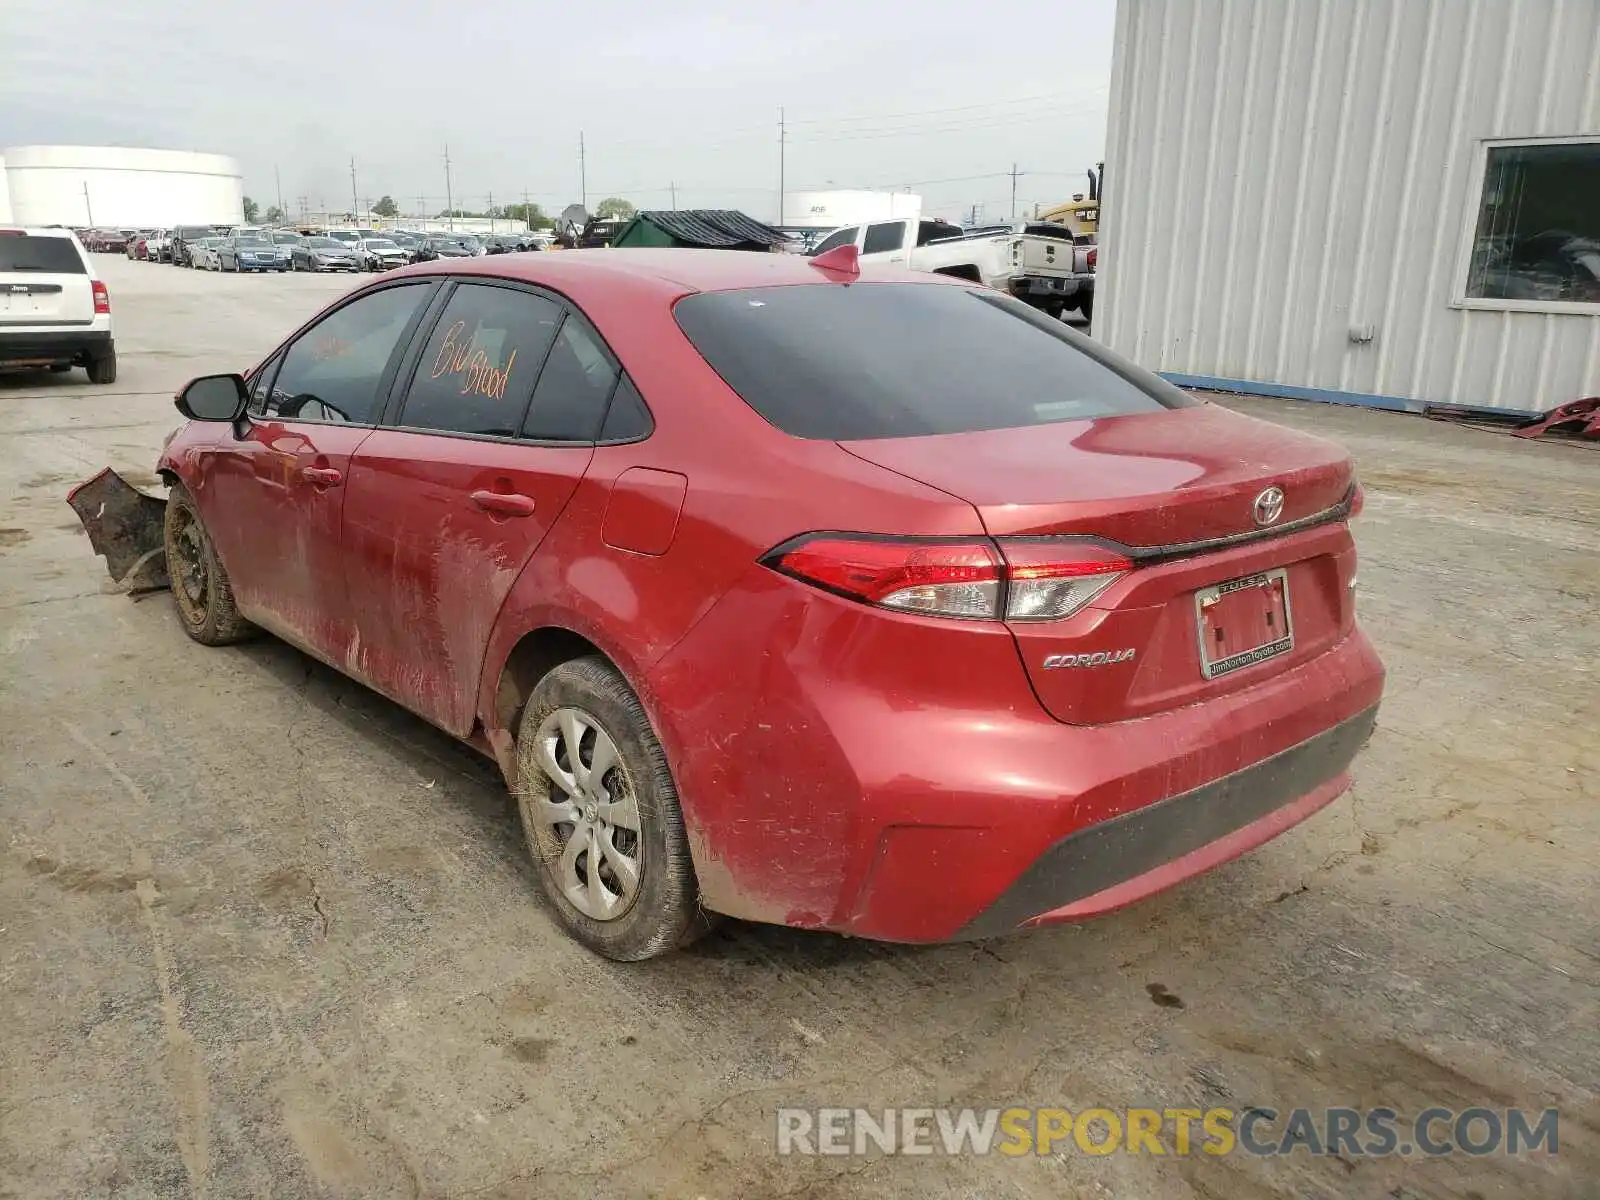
1,255 -> 1596,1199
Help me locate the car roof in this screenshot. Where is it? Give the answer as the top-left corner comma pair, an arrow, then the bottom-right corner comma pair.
4,226 -> 77,238
386,247 -> 951,303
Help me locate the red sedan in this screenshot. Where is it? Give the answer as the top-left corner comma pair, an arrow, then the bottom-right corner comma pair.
126,248 -> 1383,959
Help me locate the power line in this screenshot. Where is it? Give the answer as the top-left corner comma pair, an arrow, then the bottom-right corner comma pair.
786,89 -> 1093,126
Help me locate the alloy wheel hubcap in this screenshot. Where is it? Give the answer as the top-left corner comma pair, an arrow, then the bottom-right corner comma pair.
528,707 -> 642,921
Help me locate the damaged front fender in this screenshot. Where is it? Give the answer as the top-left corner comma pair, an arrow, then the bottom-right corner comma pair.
66,468 -> 170,592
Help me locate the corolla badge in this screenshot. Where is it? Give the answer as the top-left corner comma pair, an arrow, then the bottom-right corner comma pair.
1043,648 -> 1136,670
1253,486 -> 1285,527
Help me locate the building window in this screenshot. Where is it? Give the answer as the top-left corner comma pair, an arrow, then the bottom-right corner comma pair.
1463,139 -> 1600,308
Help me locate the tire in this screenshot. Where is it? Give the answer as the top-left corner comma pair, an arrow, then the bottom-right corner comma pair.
163,483 -> 253,646
514,655 -> 709,960
1079,294 -> 1093,323
86,350 -> 117,385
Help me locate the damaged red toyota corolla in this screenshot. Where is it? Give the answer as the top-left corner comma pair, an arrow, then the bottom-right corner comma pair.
70,248 -> 1384,960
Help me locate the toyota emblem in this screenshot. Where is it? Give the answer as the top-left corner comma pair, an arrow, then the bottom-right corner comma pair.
1253,486 -> 1285,527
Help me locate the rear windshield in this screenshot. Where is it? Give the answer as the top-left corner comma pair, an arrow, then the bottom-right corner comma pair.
673,283 -> 1192,440
0,235 -> 86,274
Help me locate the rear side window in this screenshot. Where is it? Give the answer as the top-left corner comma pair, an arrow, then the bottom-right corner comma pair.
521,315 -> 620,441
675,283 -> 1194,440
399,284 -> 562,437
0,235 -> 85,273
599,375 -> 653,442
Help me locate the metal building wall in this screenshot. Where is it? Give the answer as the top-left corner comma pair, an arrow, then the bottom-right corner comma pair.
3,146 -> 243,228
1099,0 -> 1600,414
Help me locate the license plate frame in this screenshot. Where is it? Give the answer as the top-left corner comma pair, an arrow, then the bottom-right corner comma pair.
1194,568 -> 1294,680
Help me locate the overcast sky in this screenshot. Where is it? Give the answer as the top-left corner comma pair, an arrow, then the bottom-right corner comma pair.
2,0 -> 1115,223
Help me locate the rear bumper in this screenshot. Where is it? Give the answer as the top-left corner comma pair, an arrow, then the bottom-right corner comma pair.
1010,274 -> 1081,298
650,568 -> 1385,943
956,704 -> 1377,938
0,329 -> 113,365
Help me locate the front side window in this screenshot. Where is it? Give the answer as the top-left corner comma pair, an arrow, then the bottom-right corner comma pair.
261,284 -> 431,423
863,222 -> 906,254
1464,140 -> 1600,305
247,351 -> 284,416
398,284 -> 562,437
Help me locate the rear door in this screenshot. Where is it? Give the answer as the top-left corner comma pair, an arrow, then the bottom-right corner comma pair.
198,280 -> 439,662
0,232 -> 93,329
342,279 -> 621,734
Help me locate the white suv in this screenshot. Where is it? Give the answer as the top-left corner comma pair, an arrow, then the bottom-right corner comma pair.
0,227 -> 117,383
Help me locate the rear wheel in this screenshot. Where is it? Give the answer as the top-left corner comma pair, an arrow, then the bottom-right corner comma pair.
1079,295 -> 1093,323
163,483 -> 252,645
86,351 -> 117,385
515,656 -> 709,960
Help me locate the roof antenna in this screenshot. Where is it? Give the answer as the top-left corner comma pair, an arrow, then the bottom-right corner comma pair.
808,242 -> 859,278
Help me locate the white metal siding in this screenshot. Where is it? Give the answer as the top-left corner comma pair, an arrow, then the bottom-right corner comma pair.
1100,0 -> 1600,413
2,146 -> 244,228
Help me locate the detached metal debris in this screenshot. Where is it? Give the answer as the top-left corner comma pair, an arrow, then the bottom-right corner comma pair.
1425,396 -> 1600,444
66,468 -> 170,592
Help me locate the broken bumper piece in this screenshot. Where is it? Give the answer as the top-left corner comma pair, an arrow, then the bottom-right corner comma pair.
66,468 -> 170,592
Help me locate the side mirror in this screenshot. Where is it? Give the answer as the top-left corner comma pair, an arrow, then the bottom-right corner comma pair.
176,373 -> 249,422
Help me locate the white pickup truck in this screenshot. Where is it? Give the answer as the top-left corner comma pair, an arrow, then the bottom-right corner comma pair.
808,217 -> 1090,317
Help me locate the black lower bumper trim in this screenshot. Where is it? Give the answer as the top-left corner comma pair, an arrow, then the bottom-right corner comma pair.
958,705 -> 1379,939
0,330 -> 112,364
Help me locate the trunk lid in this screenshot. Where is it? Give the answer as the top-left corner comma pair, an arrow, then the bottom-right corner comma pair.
839,403 -> 1352,545
840,404 -> 1360,724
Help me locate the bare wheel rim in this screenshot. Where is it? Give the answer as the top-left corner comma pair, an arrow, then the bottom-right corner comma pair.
170,509 -> 210,621
527,706 -> 643,922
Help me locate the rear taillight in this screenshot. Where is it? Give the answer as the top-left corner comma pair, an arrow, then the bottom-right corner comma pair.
767,537 -> 1002,619
1348,482 -> 1365,517
92,281 -> 110,314
764,536 -> 1131,623
1086,248 -> 1098,270
998,540 -> 1131,620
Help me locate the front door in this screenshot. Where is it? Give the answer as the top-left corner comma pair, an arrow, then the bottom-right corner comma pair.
342,281 -> 623,734
199,281 -> 437,663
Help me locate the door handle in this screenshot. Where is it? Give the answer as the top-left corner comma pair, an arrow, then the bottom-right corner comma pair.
470,489 -> 536,517
301,466 -> 342,487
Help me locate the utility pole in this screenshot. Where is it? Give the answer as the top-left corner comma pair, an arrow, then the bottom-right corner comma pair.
416,194 -> 425,222
777,107 -> 786,226
1010,163 -> 1020,222
670,181 -> 677,211
82,183 -> 93,226
350,156 -> 359,224
579,132 -> 587,210
275,164 -> 285,224
487,189 -> 494,233
443,144 -> 454,231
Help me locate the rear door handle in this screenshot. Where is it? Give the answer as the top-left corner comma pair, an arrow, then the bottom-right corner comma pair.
301,466 -> 342,487
470,489 -> 536,517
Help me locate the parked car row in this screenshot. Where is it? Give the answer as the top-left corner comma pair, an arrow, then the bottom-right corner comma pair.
79,223 -> 556,275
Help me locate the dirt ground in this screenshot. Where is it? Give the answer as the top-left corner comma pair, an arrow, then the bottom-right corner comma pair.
1,256 -> 1596,1200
